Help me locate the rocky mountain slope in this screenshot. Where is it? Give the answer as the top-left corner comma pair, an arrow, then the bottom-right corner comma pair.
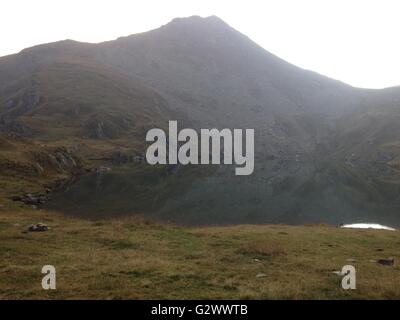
1,16 -> 400,225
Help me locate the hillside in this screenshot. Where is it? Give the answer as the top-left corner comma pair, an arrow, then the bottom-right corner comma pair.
0,16 -> 367,155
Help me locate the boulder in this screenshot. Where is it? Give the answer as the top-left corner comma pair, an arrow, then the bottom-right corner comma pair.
377,258 -> 394,266
28,223 -> 49,232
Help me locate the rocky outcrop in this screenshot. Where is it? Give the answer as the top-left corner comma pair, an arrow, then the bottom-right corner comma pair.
84,117 -> 120,139
2,138 -> 89,207
30,147 -> 85,174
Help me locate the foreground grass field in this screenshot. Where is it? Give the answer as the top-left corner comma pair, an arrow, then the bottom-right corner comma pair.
0,203 -> 399,299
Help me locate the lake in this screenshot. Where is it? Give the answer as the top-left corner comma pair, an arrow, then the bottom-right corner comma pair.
46,160 -> 400,227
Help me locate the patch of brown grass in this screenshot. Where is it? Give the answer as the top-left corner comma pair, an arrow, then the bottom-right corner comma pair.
240,241 -> 287,258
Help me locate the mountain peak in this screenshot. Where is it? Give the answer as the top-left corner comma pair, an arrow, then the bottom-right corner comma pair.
163,15 -> 232,32
168,15 -> 226,24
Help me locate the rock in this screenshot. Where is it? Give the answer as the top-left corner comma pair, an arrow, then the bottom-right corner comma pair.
37,195 -> 48,204
0,119 -> 33,136
12,193 -> 49,206
31,147 -> 84,175
23,193 -> 37,205
96,166 -> 112,173
377,258 -> 394,266
28,223 -> 49,232
256,273 -> 267,278
253,258 -> 260,262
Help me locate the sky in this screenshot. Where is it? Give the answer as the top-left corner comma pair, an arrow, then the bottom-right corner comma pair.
0,0 -> 399,89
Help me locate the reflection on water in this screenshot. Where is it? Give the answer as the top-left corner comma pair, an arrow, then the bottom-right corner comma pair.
46,160 -> 400,227
341,223 -> 396,231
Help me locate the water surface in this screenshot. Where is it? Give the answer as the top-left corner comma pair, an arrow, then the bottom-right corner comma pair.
47,160 -> 400,226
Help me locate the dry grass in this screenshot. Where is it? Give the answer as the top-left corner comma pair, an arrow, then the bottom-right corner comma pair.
240,241 -> 287,258
0,205 -> 399,300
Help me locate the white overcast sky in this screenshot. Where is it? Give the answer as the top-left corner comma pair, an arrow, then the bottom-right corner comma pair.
1,0 -> 399,89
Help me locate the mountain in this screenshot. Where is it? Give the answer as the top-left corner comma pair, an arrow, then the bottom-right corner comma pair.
1,15 -> 400,225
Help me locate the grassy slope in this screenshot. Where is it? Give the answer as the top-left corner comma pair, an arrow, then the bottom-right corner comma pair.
0,134 -> 84,203
0,204 -> 399,299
